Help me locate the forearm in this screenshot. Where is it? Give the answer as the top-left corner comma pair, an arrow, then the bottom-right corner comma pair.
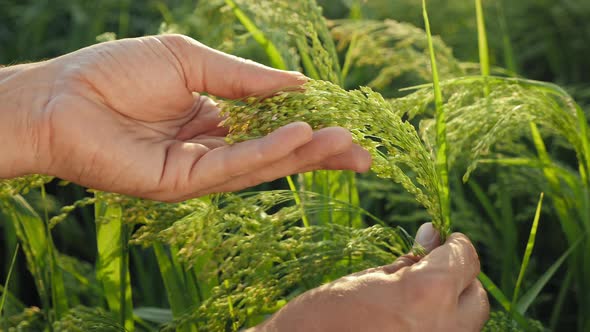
0,62 -> 53,178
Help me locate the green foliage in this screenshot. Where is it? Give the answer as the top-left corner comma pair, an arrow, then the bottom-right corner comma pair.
89,190 -> 407,330
0,194 -> 68,324
95,197 -> 133,331
0,307 -> 45,332
400,77 -> 588,179
149,192 -> 405,330
331,18 -> 464,91
2,0 -> 590,331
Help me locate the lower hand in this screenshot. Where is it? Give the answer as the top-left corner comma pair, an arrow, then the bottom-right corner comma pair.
254,223 -> 489,332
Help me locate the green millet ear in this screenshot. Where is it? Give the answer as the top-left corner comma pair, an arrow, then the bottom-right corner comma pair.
220,79 -> 446,234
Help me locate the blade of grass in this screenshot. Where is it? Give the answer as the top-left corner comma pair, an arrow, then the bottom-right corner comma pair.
3,195 -> 58,328
517,235 -> 584,314
286,176 -> 310,228
0,284 -> 25,328
120,221 -> 131,331
478,271 -> 511,311
348,0 -> 363,20
95,199 -> 134,331
0,243 -> 19,319
423,0 -> 450,239
575,103 -> 590,184
302,171 -> 362,229
475,0 -> 490,78
224,0 -> 287,70
41,184 -> 68,320
1,209 -> 20,305
134,307 -> 173,325
511,193 -> 544,310
296,38 -> 321,79
478,157 -> 541,167
340,33 -> 358,85
153,243 -> 196,332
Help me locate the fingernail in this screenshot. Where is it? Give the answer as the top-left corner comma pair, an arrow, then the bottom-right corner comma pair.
415,222 -> 440,252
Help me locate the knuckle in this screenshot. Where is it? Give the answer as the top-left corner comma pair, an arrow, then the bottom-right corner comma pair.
450,232 -> 480,270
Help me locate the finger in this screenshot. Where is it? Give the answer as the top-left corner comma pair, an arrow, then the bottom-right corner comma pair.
458,280 -> 490,331
189,121 -> 313,188
156,34 -> 307,99
413,222 -> 441,253
293,145 -> 371,175
300,144 -> 372,173
380,223 -> 440,274
380,255 -> 421,274
192,127 -> 358,196
407,233 -> 481,295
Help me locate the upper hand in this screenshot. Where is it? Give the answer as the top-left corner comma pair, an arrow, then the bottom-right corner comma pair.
254,224 -> 490,332
20,35 -> 370,201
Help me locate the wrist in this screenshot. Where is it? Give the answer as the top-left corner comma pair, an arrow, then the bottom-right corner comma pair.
0,62 -> 55,178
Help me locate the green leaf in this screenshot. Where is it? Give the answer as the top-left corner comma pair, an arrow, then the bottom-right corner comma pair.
133,307 -> 173,325
475,0 -> 490,77
95,199 -> 134,331
511,193 -> 544,309
3,195 -> 68,322
0,243 -> 19,319
153,244 -> 196,332
423,0 -> 450,238
478,272 -> 531,330
516,235 -> 584,314
301,171 -> 363,229
42,185 -> 69,320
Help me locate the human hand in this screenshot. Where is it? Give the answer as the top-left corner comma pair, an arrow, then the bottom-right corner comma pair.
1,35 -> 370,201
253,223 -> 489,332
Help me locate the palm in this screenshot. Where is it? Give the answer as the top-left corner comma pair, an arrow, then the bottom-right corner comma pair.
42,35 -> 370,201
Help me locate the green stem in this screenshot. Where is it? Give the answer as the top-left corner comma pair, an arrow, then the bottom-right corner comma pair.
286,176 -> 310,227
0,243 -> 19,319
120,222 -> 130,330
340,34 -> 358,85
423,0 -> 451,239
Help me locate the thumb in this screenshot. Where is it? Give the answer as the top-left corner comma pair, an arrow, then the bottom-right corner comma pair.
156,34 -> 307,98
383,222 -> 441,274
413,222 -> 441,253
